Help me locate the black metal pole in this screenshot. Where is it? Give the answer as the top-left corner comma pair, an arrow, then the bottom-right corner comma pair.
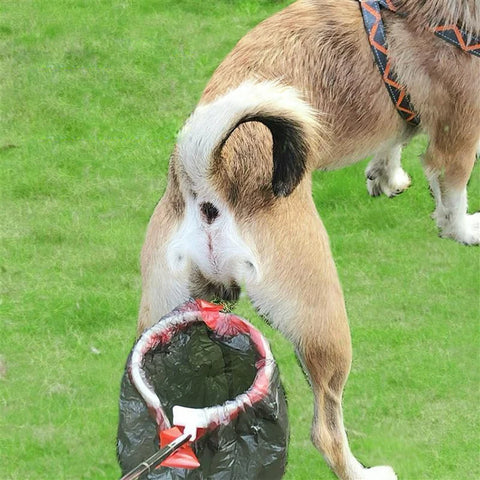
120,433 -> 192,480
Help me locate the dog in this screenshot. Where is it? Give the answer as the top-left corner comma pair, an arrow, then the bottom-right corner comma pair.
137,1 -> 479,479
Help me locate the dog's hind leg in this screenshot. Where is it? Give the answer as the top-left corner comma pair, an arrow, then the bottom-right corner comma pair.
245,180 -> 397,480
365,143 -> 411,198
137,182 -> 192,335
423,138 -> 479,245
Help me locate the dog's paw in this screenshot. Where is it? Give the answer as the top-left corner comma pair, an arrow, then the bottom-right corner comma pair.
366,167 -> 411,198
358,465 -> 397,480
438,212 -> 480,245
455,213 -> 480,245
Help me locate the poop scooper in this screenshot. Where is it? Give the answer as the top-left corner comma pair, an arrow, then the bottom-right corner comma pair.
117,299 -> 288,480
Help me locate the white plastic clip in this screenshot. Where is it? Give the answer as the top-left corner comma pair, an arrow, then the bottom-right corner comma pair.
172,405 -> 210,441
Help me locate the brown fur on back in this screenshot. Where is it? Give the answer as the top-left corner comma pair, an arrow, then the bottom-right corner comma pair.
201,0 -> 404,218
396,0 -> 480,36
203,0 -> 405,163
199,0 -> 479,216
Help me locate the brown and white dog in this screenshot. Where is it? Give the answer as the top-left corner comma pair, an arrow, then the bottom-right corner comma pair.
137,1 -> 479,479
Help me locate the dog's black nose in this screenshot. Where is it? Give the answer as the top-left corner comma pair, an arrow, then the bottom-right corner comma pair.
200,202 -> 219,224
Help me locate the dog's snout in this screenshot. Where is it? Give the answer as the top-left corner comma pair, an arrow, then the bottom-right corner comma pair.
200,202 -> 219,224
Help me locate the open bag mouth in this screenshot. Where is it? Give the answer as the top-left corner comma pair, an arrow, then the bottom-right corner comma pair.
117,299 -> 289,480
129,299 -> 275,439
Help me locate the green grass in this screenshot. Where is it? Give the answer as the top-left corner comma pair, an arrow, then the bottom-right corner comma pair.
0,1 -> 479,479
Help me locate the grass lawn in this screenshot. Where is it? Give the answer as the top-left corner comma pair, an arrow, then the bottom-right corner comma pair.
1,1 -> 479,479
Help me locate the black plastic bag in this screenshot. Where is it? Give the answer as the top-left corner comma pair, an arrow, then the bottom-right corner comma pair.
117,299 -> 289,479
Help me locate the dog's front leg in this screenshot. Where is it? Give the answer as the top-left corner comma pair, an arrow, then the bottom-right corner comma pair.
245,181 -> 397,480
423,138 -> 479,245
365,144 -> 411,198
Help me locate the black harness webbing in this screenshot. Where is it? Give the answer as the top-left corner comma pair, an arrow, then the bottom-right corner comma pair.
433,24 -> 480,58
358,0 -> 480,127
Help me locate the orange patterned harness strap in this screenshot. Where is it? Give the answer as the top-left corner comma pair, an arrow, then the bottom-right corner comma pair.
358,0 -> 480,127
433,24 -> 480,57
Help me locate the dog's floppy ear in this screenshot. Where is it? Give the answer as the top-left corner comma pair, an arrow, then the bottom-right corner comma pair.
178,80 -> 320,197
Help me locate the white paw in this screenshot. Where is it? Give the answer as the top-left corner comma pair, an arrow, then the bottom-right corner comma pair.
439,212 -> 480,245
358,465 -> 397,480
366,167 -> 411,198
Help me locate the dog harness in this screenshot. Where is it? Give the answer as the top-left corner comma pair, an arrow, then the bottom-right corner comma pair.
358,0 -> 480,126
